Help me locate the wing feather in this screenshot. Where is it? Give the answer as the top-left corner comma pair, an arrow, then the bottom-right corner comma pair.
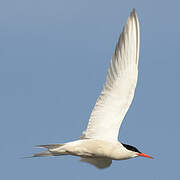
81,9 -> 140,141
80,158 -> 112,169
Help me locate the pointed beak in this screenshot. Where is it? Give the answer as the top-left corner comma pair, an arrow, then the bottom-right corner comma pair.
137,153 -> 153,159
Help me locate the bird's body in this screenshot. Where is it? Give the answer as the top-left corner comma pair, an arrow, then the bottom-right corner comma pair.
32,9 -> 153,168
34,139 -> 139,168
36,139 -> 136,160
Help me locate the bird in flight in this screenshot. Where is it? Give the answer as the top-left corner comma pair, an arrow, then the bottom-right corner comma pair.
32,9 -> 153,169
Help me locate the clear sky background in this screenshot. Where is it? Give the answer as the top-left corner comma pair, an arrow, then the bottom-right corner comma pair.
0,0 -> 180,179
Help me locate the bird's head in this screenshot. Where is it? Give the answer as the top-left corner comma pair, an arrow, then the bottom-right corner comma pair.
122,143 -> 153,159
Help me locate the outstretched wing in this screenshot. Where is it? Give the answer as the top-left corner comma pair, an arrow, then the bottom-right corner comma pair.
81,9 -> 140,142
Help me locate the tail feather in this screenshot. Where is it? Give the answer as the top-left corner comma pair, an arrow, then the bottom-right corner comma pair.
31,143 -> 65,158
35,144 -> 64,150
33,150 -> 52,157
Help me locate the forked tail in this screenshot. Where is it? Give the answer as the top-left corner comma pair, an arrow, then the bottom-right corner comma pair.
32,143 -> 65,157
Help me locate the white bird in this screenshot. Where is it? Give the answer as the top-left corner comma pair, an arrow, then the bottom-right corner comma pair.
32,9 -> 153,169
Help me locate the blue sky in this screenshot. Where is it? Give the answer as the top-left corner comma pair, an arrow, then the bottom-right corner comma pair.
1,0 -> 180,179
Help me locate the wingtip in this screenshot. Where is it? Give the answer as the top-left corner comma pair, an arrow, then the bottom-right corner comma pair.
132,8 -> 136,12
131,8 -> 138,18
129,8 -> 140,65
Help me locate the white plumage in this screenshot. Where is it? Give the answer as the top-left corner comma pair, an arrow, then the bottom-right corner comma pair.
32,9 -> 153,169
81,9 -> 139,141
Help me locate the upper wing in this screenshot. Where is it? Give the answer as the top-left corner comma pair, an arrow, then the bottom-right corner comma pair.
81,9 -> 140,142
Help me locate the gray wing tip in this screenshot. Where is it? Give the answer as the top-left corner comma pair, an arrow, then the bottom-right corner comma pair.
130,8 -> 140,65
132,8 -> 136,13
130,8 -> 139,21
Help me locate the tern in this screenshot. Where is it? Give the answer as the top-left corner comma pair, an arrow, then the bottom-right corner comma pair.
32,9 -> 153,169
